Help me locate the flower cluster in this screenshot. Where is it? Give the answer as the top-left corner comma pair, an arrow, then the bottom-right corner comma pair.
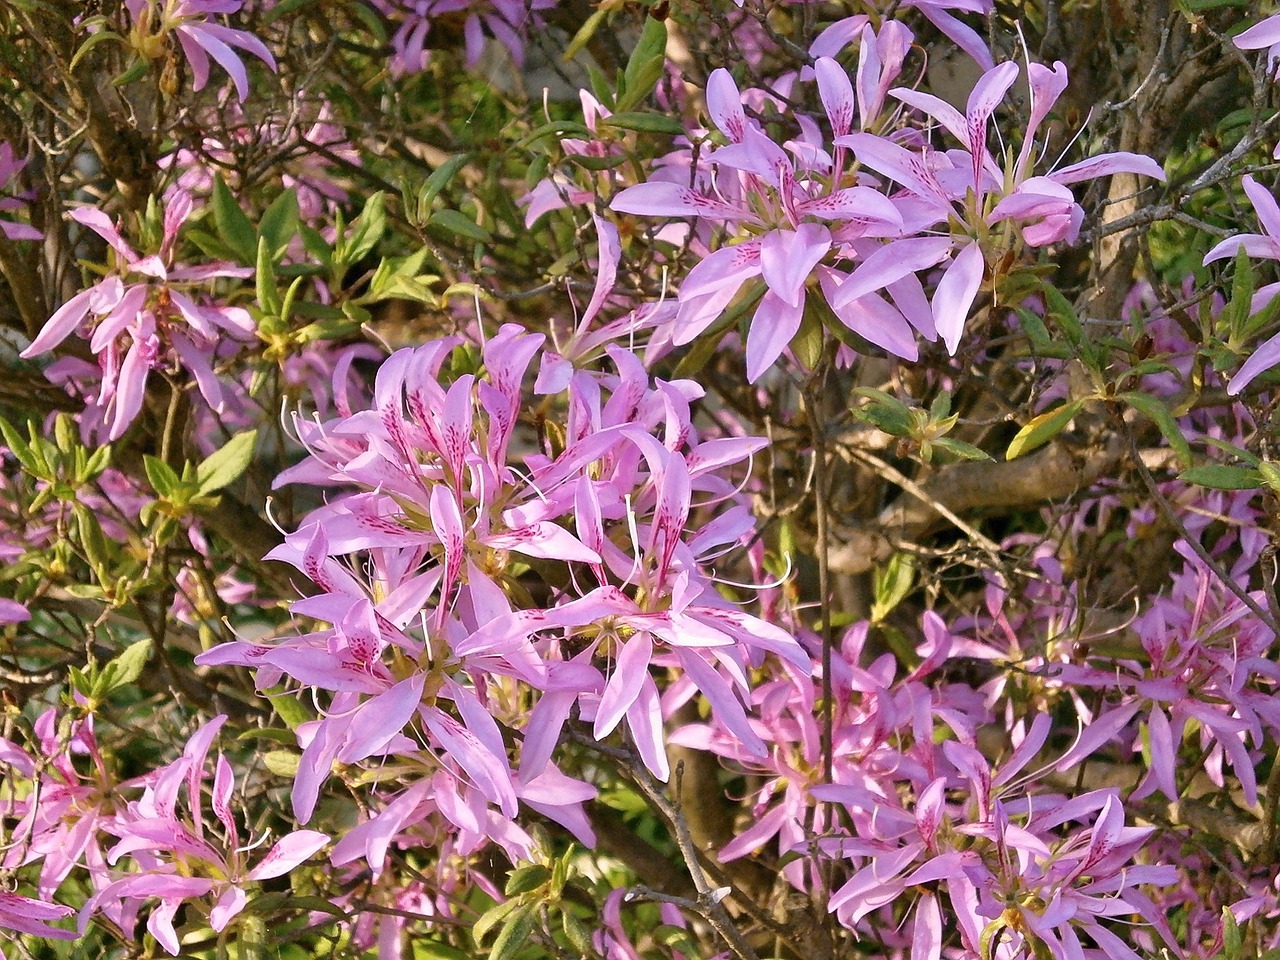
20,193 -> 253,439
612,32 -> 1163,380
193,320 -> 803,945
371,0 -> 555,74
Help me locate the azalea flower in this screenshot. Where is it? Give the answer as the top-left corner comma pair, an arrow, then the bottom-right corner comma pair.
125,0 -> 277,102
20,192 -> 253,439
1234,11 -> 1280,72
371,0 -> 556,74
612,61 -> 904,380
79,716 -> 327,956
840,58 -> 1163,351
0,142 -> 40,241
1202,174 -> 1280,394
0,892 -> 76,944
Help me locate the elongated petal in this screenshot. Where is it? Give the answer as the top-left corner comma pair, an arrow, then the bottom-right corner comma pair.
913,4 -> 994,70
174,28 -> 212,91
69,206 -> 138,263
1229,327 -> 1280,394
839,132 -> 952,209
745,290 -> 805,382
816,57 -> 856,138
335,672 -> 425,764
108,339 -> 150,440
209,886 -> 247,932
1203,233 -> 1280,265
626,676 -> 669,780
1235,14 -> 1280,51
1051,152 -> 1165,186
1017,60 -> 1069,176
677,649 -> 766,757
821,274 -> 919,361
832,237 -> 953,308
611,182 -> 761,223
912,893 -> 943,960
22,288 -> 95,356
1053,702 -> 1140,772
594,631 -> 653,739
293,717 -> 346,823
581,214 -> 620,328
796,185 -> 903,227
890,87 -> 968,146
1243,174 -> 1280,241
965,61 -> 1020,145
706,68 -> 748,142
760,223 -> 830,307
177,25 -> 250,100
246,830 -> 329,881
931,241 -> 984,354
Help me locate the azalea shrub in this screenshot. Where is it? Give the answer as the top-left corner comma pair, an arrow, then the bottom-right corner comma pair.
5,1 -> 1280,959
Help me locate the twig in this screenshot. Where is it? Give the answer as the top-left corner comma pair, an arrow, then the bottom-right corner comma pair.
630,762 -> 760,960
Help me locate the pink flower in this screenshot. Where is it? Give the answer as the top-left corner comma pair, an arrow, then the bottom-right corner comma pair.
80,716 -> 327,955
1234,12 -> 1280,73
0,142 -> 40,241
20,193 -> 253,439
0,892 -> 76,942
1202,175 -> 1280,394
372,0 -> 556,74
612,63 -> 904,380
125,0 -> 276,101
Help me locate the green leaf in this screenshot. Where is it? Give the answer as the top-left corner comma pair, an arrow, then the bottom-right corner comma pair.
98,638 -> 152,694
1041,285 -> 1100,368
259,189 -> 300,261
488,904 -> 536,960
871,553 -> 916,623
414,942 -> 473,960
346,0 -> 388,40
113,56 -> 149,87
1005,399 -> 1084,460
80,444 -> 112,484
0,417 -> 36,473
72,502 -> 111,578
144,455 -> 182,498
504,864 -> 551,897
1222,907 -> 1243,960
236,727 -> 298,746
562,6 -> 608,61
618,15 -> 667,111
790,303 -> 825,370
653,924 -> 698,955
932,437 -> 991,461
560,911 -> 592,955
1117,391 -> 1192,469
513,119 -> 592,150
263,751 -> 301,777
853,388 -> 915,437
69,29 -> 124,71
262,0 -> 319,22
268,689 -> 311,730
344,192 -> 387,264
256,236 -> 282,316
601,111 -> 685,136
1227,246 -> 1255,334
427,209 -> 491,243
415,155 -> 472,216
211,175 -> 256,263
196,430 -> 257,496
473,900 -> 521,946
1259,460 -> 1280,493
